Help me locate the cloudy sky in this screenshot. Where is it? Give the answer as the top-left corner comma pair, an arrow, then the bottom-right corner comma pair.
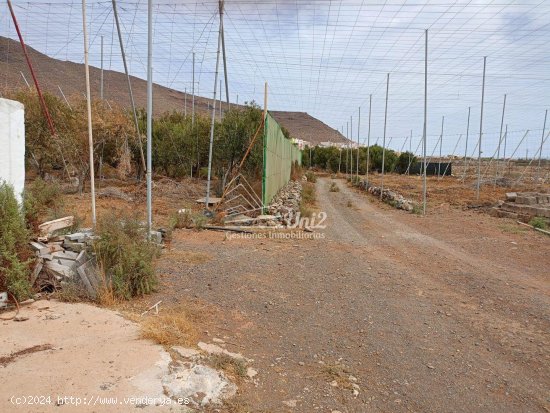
1,0 -> 549,158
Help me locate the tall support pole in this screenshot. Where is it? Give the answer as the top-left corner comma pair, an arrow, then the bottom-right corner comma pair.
438,116 -> 444,177
408,129 -> 412,175
100,35 -> 104,100
380,73 -> 389,199
366,94 -> 372,183
357,106 -> 360,179
476,56 -> 487,200
146,0 -> 153,233
205,26 -> 222,208
219,0 -> 229,109
82,0 -> 96,228
112,0 -> 146,172
422,29 -> 428,215
7,0 -> 56,136
350,115 -> 353,180
462,106 -> 471,182
538,109 -> 548,178
219,79 -> 222,120
346,122 -> 349,175
192,51 -> 195,126
495,94 -> 506,186
503,124 -> 508,169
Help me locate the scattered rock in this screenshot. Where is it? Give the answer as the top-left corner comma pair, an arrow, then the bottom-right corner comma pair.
282,399 -> 298,408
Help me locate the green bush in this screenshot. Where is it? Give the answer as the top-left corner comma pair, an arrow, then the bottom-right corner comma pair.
94,214 -> 160,300
529,217 -> 548,230
305,171 -> 317,183
0,182 -> 32,301
23,178 -> 64,230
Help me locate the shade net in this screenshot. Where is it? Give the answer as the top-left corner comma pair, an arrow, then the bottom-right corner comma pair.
262,113 -> 302,206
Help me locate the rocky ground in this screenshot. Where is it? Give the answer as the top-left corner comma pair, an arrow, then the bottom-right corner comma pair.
146,176 -> 550,412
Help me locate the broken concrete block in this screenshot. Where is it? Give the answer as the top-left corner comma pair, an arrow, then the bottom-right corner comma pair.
76,258 -> 100,298
63,240 -> 86,252
515,196 -> 537,205
149,230 -> 163,244
30,258 -> 44,286
0,292 -> 7,309
52,250 -> 79,261
38,216 -> 74,237
505,192 -> 517,202
29,241 -> 49,255
44,261 -> 75,279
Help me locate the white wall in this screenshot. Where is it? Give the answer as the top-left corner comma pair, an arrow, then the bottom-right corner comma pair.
0,98 -> 25,203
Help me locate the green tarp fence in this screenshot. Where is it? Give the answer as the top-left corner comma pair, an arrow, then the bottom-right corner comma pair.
262,112 -> 302,207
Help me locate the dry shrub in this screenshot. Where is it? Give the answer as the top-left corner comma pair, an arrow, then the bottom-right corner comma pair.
140,304 -> 201,346
208,353 -> 247,379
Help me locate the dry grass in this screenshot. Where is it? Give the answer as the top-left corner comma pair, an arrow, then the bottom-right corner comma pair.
138,304 -> 202,347
207,353 -> 248,380
320,364 -> 355,390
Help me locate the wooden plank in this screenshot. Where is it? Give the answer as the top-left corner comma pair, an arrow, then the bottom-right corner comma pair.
38,216 -> 74,236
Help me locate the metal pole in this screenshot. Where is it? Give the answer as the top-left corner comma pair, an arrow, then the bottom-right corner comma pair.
495,94 -> 506,186
192,51 -> 195,126
381,73 -> 389,199
462,106 -> 471,182
346,122 -> 349,175
476,57 -> 487,199
205,27 -> 222,208
438,116 -> 444,177
538,109 -> 548,178
366,94 -> 371,183
82,0 -> 96,228
112,0 -> 146,172
408,129 -> 412,175
350,115 -> 353,180
357,106 -> 360,179
422,29 -> 428,215
219,79 -> 222,120
146,0 -> 153,233
219,0 -> 229,109
100,35 -> 104,100
58,85 -> 72,110
503,124 -> 508,170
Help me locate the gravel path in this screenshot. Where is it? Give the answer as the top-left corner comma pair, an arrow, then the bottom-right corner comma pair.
154,177 -> 550,412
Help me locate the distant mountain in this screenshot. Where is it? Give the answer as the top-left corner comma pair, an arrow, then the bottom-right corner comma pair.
0,36 -> 350,146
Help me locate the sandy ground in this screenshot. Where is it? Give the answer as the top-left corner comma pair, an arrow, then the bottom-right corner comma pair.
141,176 -> 550,412
0,300 -> 187,413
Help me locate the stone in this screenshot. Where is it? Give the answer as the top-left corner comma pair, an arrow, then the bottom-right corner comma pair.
162,362 -> 236,408
171,346 -> 201,359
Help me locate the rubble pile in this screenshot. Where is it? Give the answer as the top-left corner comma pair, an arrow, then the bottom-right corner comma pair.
490,192 -> 550,222
30,216 -> 100,299
267,180 -> 303,226
358,181 -> 417,212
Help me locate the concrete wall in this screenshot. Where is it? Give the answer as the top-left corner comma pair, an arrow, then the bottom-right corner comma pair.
0,98 -> 25,203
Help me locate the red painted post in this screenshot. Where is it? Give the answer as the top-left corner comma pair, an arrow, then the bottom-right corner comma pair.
7,0 -> 56,136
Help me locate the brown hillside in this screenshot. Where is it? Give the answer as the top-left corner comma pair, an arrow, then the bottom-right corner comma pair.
0,36 -> 349,146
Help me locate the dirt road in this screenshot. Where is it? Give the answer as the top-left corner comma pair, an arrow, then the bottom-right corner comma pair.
154,177 -> 550,412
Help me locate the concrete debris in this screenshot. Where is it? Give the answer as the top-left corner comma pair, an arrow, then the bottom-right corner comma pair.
0,292 -> 7,309
162,361 -> 237,408
358,181 -> 417,212
30,225 -> 100,298
267,180 -> 303,226
490,192 -> 550,222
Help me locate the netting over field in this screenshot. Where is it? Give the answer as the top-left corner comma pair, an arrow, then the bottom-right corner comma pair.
262,113 -> 302,206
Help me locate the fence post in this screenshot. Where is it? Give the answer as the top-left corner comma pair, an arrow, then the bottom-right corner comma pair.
495,94 -> 506,186
380,73 -> 389,200
476,56 -> 487,200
